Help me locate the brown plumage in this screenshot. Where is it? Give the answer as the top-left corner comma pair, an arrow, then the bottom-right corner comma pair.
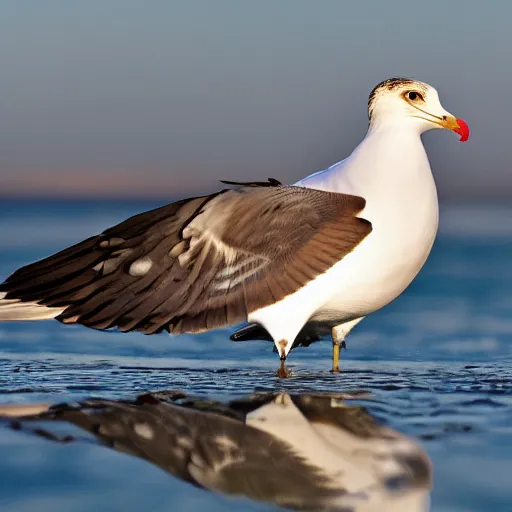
0,185 -> 371,336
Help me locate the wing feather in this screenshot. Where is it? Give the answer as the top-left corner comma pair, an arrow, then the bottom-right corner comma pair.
0,186 -> 371,334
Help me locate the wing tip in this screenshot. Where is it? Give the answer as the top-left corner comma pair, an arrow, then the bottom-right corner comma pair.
0,295 -> 64,322
230,323 -> 273,342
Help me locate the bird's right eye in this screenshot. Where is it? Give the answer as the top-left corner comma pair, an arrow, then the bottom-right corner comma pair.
406,91 -> 424,102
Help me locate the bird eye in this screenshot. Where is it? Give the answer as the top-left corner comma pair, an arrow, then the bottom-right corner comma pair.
406,91 -> 424,102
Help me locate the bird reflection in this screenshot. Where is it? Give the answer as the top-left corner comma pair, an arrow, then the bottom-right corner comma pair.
1,391 -> 431,511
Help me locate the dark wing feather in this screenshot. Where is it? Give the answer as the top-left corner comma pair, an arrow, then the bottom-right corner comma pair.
219,177 -> 282,187
230,322 -> 324,350
0,186 -> 371,335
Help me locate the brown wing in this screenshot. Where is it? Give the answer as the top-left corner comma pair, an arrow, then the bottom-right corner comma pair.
0,186 -> 371,335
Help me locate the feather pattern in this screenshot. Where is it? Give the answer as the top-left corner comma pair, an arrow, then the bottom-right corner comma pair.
0,186 -> 371,335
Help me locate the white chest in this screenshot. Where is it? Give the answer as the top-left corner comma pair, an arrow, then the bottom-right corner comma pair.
306,131 -> 439,319
250,129 -> 439,334
315,178 -> 439,320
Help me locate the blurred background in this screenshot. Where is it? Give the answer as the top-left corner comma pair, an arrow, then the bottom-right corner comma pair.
0,0 -> 510,202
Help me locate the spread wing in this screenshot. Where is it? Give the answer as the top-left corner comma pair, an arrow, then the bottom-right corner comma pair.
0,185 -> 371,334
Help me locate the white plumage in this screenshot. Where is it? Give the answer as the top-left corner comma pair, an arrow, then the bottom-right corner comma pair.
0,78 -> 469,375
249,78 -> 469,371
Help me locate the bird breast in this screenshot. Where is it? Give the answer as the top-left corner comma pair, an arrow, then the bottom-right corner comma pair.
303,130 -> 440,320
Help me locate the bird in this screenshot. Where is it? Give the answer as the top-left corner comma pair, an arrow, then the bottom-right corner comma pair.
0,390 -> 432,511
0,77 -> 469,377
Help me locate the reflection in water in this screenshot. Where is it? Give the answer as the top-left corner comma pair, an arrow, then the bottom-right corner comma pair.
1,391 -> 431,511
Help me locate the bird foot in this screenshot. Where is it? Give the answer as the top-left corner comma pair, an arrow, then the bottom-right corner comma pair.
330,366 -> 341,374
277,359 -> 290,378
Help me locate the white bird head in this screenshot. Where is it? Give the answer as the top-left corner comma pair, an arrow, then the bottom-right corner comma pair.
367,78 -> 470,142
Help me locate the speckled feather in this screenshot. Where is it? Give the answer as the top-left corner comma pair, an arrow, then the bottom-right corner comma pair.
367,78 -> 427,120
0,186 -> 371,335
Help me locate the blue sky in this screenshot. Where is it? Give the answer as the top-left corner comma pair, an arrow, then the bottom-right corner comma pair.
0,0 -> 509,200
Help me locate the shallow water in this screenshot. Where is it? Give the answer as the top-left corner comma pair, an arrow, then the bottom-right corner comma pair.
0,200 -> 512,511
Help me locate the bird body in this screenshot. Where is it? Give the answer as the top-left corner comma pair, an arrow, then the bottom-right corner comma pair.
251,123 -> 440,353
0,78 -> 469,375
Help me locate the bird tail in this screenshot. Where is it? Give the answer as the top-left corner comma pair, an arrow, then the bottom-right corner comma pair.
0,293 -> 64,321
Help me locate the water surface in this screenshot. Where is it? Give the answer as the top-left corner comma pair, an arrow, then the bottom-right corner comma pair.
0,200 -> 511,511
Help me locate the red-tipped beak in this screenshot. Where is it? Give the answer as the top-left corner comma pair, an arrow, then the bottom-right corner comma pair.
453,118 -> 470,142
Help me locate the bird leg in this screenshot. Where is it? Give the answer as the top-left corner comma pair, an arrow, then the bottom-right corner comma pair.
276,339 -> 290,378
277,356 -> 290,378
331,330 -> 345,374
330,318 -> 364,373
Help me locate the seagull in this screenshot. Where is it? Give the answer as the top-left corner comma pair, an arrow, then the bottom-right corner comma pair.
0,78 -> 469,377
0,390 -> 432,511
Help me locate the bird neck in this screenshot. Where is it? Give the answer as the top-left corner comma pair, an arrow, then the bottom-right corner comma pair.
350,126 -> 440,242
297,123 -> 436,206
339,123 -> 433,194
296,122 -> 439,247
